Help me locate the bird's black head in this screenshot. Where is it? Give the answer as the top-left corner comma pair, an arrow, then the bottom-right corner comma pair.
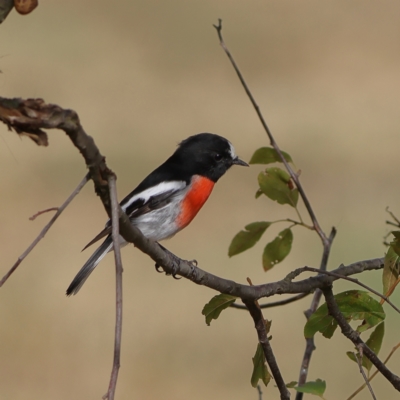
173,133 -> 248,182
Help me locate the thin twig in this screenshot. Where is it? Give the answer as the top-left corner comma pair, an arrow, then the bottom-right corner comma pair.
347,343 -> 400,400
322,286 -> 400,391
212,19 -> 328,246
0,173 -> 89,287
230,292 -> 310,309
257,384 -> 263,400
300,266 -> 400,314
353,351 -> 377,400
103,175 -> 123,400
386,207 -> 400,227
296,227 -> 336,400
29,207 -> 59,221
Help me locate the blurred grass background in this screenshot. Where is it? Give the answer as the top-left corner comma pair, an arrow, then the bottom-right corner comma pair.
1,1 -> 400,399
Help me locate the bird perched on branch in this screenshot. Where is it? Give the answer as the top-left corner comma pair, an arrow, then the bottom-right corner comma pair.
66,133 -> 248,295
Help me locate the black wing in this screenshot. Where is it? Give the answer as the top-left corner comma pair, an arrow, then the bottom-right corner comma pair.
82,188 -> 182,251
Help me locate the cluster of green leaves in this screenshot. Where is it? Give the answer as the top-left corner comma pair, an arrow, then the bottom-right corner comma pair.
304,290 -> 385,339
305,289 -> 386,383
228,147 -> 298,271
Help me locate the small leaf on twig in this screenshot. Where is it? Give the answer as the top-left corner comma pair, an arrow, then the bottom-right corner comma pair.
249,147 -> 293,165
258,167 -> 298,207
262,228 -> 293,271
293,379 -> 326,398
229,222 -> 271,257
202,294 -> 237,326
251,343 -> 271,388
304,291 -> 385,339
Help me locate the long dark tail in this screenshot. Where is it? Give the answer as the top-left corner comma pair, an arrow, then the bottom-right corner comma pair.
66,236 -> 113,296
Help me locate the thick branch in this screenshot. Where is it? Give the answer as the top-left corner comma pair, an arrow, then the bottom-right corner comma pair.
0,97 -> 113,215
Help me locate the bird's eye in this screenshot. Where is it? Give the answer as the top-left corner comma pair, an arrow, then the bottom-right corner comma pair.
214,153 -> 223,161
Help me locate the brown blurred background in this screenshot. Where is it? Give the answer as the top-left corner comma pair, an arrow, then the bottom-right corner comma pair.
1,1 -> 400,399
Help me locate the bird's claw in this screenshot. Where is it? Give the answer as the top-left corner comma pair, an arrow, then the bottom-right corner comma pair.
155,263 -> 165,273
155,259 -> 181,279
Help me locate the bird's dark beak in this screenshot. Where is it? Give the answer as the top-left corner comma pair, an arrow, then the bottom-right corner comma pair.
232,157 -> 249,167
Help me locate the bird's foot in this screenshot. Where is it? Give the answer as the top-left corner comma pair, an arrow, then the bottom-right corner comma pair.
155,243 -> 181,278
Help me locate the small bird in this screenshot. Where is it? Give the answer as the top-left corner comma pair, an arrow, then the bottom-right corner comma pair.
66,133 -> 248,295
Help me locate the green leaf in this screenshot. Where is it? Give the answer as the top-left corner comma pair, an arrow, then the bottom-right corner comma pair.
258,167 -> 299,207
228,222 -> 271,257
366,321 -> 384,355
249,147 -> 293,165
202,294 -> 237,326
251,343 -> 271,388
346,322 -> 385,372
293,379 -> 326,398
391,231 -> 400,256
304,291 -> 385,339
383,243 -> 400,297
262,228 -> 293,271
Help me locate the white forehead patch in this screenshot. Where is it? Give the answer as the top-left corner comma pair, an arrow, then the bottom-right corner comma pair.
228,141 -> 237,159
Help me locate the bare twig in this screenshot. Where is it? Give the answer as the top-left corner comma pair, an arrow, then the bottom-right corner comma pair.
0,173 -> 89,287
243,299 -> 290,400
257,384 -> 263,400
231,292 -> 310,310
353,351 -> 377,400
103,175 -> 124,400
212,19 -> 328,246
386,207 -> 400,227
347,343 -> 400,399
29,207 -> 59,221
322,286 -> 400,391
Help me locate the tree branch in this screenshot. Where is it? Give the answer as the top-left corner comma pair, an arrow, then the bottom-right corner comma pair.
243,299 -> 290,400
322,286 -> 400,391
